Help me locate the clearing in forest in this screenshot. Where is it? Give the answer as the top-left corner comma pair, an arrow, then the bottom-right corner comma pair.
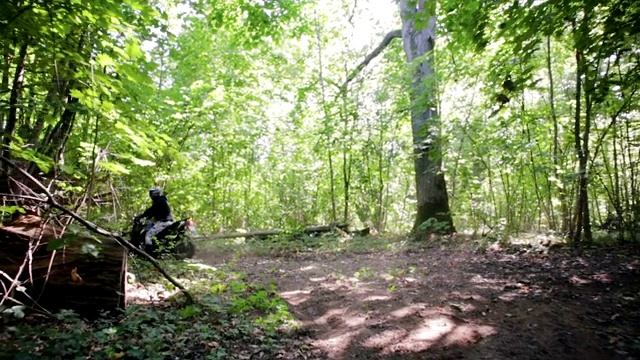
198,238 -> 640,360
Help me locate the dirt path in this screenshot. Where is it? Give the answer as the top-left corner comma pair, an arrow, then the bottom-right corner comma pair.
197,244 -> 640,360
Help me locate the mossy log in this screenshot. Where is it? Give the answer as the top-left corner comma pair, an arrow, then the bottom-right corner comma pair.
0,214 -> 126,317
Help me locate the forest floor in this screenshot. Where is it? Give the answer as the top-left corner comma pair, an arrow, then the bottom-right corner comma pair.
197,236 -> 640,360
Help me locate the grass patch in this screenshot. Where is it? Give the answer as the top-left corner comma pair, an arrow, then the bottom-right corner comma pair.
0,259 -> 307,360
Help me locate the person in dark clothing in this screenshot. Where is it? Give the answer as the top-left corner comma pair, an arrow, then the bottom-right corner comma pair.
135,186 -> 174,248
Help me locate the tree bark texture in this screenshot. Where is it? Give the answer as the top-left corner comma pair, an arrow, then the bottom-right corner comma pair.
398,0 -> 455,235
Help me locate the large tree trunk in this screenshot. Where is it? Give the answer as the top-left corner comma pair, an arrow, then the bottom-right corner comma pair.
398,0 -> 455,236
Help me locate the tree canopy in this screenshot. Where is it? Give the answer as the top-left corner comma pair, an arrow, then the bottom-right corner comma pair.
1,0 -> 639,242
2,1 -> 640,359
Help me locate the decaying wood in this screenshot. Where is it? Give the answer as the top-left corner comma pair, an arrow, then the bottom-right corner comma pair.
197,223 -> 370,241
0,214 -> 126,317
0,155 -> 193,304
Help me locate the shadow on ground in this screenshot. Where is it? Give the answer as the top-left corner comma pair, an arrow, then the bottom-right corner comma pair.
197,243 -> 640,360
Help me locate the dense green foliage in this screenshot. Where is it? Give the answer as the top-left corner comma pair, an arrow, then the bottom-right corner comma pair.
2,0 -> 639,241
3,2 -> 640,358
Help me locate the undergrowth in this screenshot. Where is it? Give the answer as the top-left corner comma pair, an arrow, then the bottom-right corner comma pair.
0,259 -> 308,360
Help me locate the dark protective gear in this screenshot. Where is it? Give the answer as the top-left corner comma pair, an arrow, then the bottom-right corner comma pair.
139,194 -> 174,223
149,186 -> 162,198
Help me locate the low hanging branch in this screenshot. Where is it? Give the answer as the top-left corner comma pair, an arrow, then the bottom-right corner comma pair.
0,156 -> 194,304
341,29 -> 402,90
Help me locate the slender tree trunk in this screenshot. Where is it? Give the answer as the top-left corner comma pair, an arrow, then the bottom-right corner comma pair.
525,123 -> 550,228
2,40 -> 29,158
546,36 -> 565,232
612,123 -> 621,218
377,127 -> 386,232
399,0 -> 455,236
580,89 -> 593,242
314,17 -> 337,223
340,90 -> 353,223
572,49 -> 584,242
1,40 -> 13,133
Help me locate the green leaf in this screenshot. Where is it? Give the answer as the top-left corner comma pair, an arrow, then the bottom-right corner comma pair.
3,305 -> 25,319
125,41 -> 144,59
0,206 -> 25,214
81,243 -> 100,257
70,89 -> 85,99
47,238 -> 68,251
96,53 -> 115,67
9,145 -> 53,173
98,161 -> 131,174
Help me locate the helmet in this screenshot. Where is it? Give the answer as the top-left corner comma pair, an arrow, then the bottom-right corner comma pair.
149,186 -> 162,197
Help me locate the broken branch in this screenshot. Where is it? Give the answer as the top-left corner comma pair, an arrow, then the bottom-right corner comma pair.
0,156 -> 194,304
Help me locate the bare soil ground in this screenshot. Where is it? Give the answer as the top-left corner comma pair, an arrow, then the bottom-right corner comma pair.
197,242 -> 640,360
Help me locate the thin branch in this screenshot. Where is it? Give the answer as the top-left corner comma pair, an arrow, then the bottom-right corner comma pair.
0,193 -> 47,203
347,0 -> 358,26
0,156 -> 194,304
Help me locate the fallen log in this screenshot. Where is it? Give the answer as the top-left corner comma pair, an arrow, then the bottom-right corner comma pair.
0,214 -> 126,318
195,223 -> 370,241
0,155 -> 193,305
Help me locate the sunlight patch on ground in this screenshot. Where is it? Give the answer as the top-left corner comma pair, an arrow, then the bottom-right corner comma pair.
299,265 -> 315,271
443,323 -> 496,346
363,328 -> 408,349
411,317 -> 455,341
185,262 -> 218,271
126,282 -> 179,304
380,316 -> 454,353
341,314 -> 367,328
362,295 -> 391,302
389,303 -> 430,318
311,308 -> 367,328
312,329 -> 362,359
445,291 -> 489,303
469,274 -> 508,291
280,290 -> 311,306
379,316 -> 496,354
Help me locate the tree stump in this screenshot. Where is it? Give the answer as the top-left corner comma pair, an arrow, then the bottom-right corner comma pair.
0,214 -> 126,317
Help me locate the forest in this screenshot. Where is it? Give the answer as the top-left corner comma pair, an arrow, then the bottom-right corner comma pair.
0,0 -> 639,359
